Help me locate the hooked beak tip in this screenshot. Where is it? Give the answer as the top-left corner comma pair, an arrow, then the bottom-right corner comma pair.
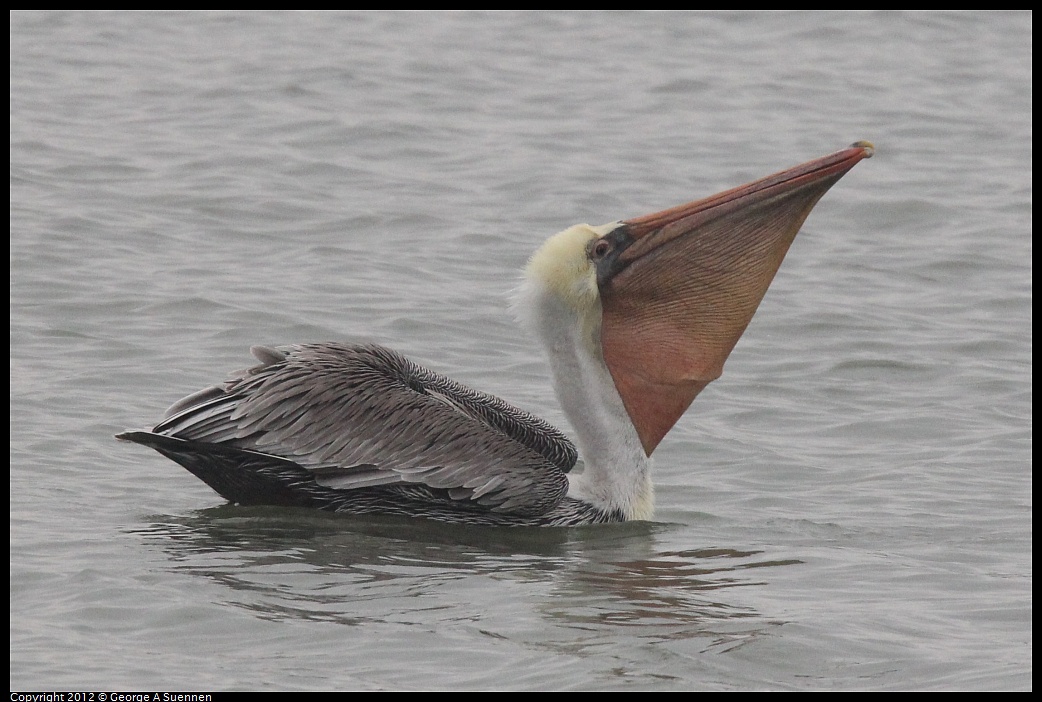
850,140 -> 875,158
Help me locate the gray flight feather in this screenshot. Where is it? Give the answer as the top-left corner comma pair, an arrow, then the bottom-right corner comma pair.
151,343 -> 578,517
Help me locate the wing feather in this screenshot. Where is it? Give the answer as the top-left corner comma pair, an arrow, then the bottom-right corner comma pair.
152,343 -> 576,517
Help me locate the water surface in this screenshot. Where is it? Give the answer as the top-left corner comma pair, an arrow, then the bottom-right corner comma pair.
10,10 -> 1032,690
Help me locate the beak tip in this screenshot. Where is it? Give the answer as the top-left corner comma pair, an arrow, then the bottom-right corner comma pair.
850,140 -> 875,158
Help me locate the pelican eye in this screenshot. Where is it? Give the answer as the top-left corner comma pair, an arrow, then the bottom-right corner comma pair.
589,239 -> 612,261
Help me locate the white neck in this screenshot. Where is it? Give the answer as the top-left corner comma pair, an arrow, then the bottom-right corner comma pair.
517,262 -> 654,521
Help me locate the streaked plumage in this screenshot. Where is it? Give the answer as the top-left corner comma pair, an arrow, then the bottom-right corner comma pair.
119,143 -> 873,526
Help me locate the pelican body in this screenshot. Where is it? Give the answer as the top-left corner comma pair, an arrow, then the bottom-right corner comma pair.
118,143 -> 873,526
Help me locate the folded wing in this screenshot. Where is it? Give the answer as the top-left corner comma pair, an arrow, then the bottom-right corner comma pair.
147,343 -> 576,517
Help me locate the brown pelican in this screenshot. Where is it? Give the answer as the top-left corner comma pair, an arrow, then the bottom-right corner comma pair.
118,142 -> 873,526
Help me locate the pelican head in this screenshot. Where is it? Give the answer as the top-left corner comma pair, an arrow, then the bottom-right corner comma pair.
521,142 -> 874,467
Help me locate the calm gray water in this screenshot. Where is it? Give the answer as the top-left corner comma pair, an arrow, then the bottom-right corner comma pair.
10,11 -> 1031,691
